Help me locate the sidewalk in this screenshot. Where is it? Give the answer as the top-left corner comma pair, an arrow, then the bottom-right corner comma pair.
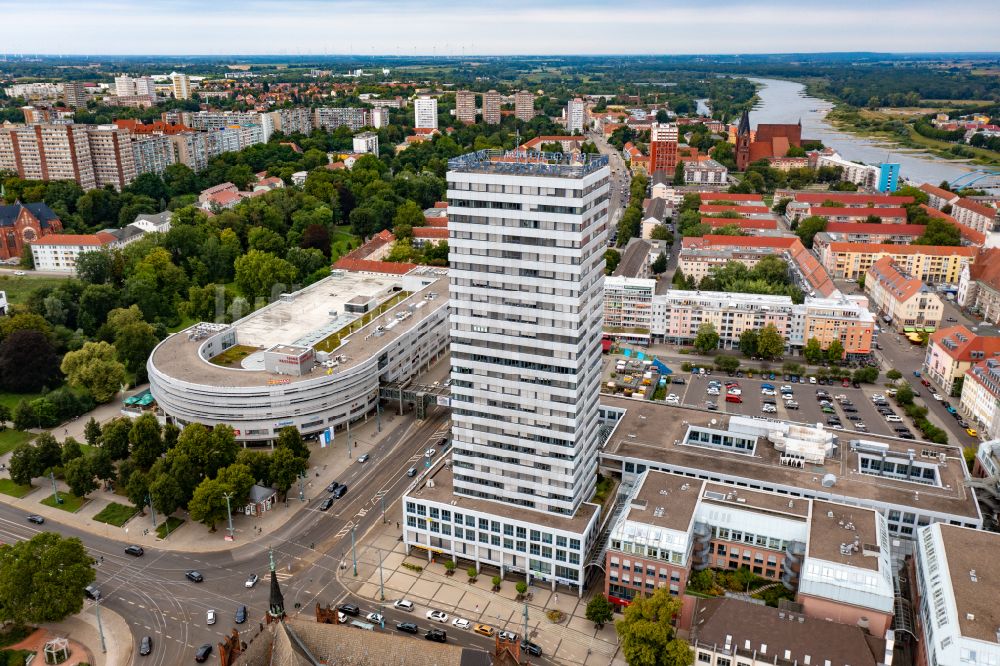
0,407 -> 406,554
341,518 -> 626,666
7,605 -> 132,666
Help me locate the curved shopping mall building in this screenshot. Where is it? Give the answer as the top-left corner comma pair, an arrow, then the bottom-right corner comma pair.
147,268 -> 449,444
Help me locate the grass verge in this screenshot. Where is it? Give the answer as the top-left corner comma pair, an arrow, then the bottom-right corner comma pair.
40,492 -> 87,513
0,430 -> 33,456
0,479 -> 33,498
0,624 -> 32,648
93,502 -> 138,527
156,516 -> 184,539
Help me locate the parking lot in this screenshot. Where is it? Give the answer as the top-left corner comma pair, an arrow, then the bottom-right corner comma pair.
663,371 -> 925,441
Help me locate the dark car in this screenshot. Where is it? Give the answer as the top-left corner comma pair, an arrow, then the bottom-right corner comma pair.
139,636 -> 153,656
26,514 -> 44,525
125,545 -> 145,557
397,622 -> 419,634
843,406 -> 857,413
319,497 -> 334,511
425,629 -> 447,643
185,570 -> 204,583
84,584 -> 101,601
942,401 -> 952,409
521,641 -> 543,657
671,377 -> 686,385
338,603 -> 361,617
325,481 -> 340,493
235,605 -> 247,624
852,381 -> 861,388
195,644 -> 213,662
332,484 -> 348,499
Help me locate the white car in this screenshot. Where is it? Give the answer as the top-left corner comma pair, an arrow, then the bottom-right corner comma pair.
337,611 -> 346,624
366,612 -> 383,624
426,610 -> 449,623
871,394 -> 885,401
932,393 -> 943,401
207,609 -> 217,625
834,394 -> 847,401
727,388 -> 742,396
761,404 -> 777,413
452,618 -> 471,630
885,415 -> 903,423
809,376 -> 817,384
13,270 -> 25,276
761,388 -> 776,396
854,422 -> 867,431
393,599 -> 414,611
706,388 -> 720,396
245,573 -> 259,588
425,448 -> 437,457
665,394 -> 680,404
780,385 -> 792,392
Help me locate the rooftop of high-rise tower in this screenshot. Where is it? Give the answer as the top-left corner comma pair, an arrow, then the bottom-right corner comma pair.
447,149 -> 609,178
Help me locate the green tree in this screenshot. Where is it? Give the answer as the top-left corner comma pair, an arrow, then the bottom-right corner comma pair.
650,225 -> 673,243
12,400 -> 35,432
739,330 -> 758,358
585,593 -> 614,628
826,339 -> 845,363
84,417 -> 102,448
269,446 -> 308,495
0,532 -> 95,626
236,449 -> 273,486
225,164 -> 255,190
715,354 -> 740,372
125,469 -> 151,512
803,337 -> 823,364
896,383 -> 915,405
63,456 -> 98,498
106,306 -> 159,375
392,200 -> 426,239
793,216 -> 828,249
149,469 -> 185,517
0,404 -> 10,431
673,160 -> 685,184
60,341 -> 127,403
234,250 -> 297,303
276,427 -> 310,460
615,587 -> 693,666
756,324 -> 785,360
8,443 -> 39,486
915,217 -> 961,246
605,249 -> 621,275
0,329 -> 60,393
693,322 -> 720,355
61,438 -> 83,466
248,227 -> 287,255
853,366 -> 880,384
652,252 -> 667,275
101,417 -> 132,461
129,413 -> 164,470
216,463 -> 256,506
886,369 -> 903,381
188,477 -> 229,531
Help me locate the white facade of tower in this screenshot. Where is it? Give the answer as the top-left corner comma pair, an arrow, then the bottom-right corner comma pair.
567,98 -> 585,134
446,151 -> 611,516
414,96 -> 438,129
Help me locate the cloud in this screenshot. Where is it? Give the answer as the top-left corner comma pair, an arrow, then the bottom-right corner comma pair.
0,0 -> 997,54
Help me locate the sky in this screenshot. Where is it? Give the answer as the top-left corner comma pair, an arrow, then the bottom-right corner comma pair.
1,0 -> 998,56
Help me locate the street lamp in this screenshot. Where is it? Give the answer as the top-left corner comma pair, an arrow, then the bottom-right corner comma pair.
222,492 -> 235,541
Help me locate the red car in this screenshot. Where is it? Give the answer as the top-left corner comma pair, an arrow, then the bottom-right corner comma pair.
841,379 -> 850,387
921,379 -> 931,387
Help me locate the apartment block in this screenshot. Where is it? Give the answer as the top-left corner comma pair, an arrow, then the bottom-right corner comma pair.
169,132 -> 211,172
482,90 -> 501,125
815,237 -> 976,283
514,91 -> 535,122
0,124 -> 96,190
959,360 -> 1000,440
786,204 -> 908,225
815,223 -> 926,246
131,134 -> 176,176
368,107 -> 390,129
455,91 -> 476,124
682,158 -> 727,185
313,107 -> 367,132
952,197 -> 998,235
170,72 -> 191,100
29,233 -> 116,272
62,81 -> 88,108
603,277 -> 655,345
183,111 -> 273,142
566,98 -> 585,133
605,469 -> 896,637
911,524 -> 1000,666
647,122 -> 679,175
114,75 -> 154,98
414,96 -> 438,130
402,150 -> 611,594
923,325 -> 1000,395
958,248 -> 1000,325
864,257 -> 943,332
268,108 -> 314,136
86,126 -> 138,190
919,183 -> 960,211
351,131 -> 379,156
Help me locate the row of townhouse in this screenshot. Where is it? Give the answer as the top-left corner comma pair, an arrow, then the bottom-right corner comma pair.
813,234 -> 977,284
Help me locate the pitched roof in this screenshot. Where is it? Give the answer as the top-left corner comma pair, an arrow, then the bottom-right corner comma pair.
612,238 -> 652,278
30,233 -> 113,247
0,201 -> 60,228
929,325 -> 1000,362
793,192 -> 915,206
698,204 -> 772,215
967,248 -> 1000,291
412,227 -> 448,239
702,217 -> 778,230
825,242 -> 977,257
954,197 -> 997,219
866,256 -> 928,303
643,198 -> 666,221
919,182 -> 959,201
332,258 -> 417,275
808,206 -> 908,219
682,235 -> 799,250
691,598 -> 884,666
921,205 -> 986,245
823,222 -> 925,237
696,192 -> 765,203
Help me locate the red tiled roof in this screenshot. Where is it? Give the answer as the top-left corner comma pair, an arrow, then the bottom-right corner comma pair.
921,205 -> 986,246
825,242 -> 977,257
424,216 -> 448,228
866,257 -> 926,303
929,325 -> 1000,362
696,193 -> 765,203
954,197 -> 997,219
433,201 -> 448,208
701,218 -> 777,230
809,207 -> 908,220
413,227 -> 449,239
919,183 -> 958,201
698,205 -> 772,215
967,248 -> 1000,291
823,222 -> 926,237
31,233 -> 112,246
332,258 -> 417,275
793,193 -> 915,206
682,235 -> 799,250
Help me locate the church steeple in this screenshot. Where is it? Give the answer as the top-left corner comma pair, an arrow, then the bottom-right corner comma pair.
267,546 -> 285,622
737,109 -> 751,136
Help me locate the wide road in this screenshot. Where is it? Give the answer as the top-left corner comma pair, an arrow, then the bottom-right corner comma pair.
0,411 -> 479,666
589,130 -> 630,240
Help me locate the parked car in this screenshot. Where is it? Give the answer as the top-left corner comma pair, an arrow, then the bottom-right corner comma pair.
968,428 -> 979,437
671,377 -> 686,385
665,394 -> 680,405
785,401 -> 799,410
394,599 -> 414,611
425,629 -> 447,643
207,609 -> 217,625
727,388 -> 742,396
885,415 -> 903,423
357,454 -> 370,463
946,406 -> 958,415
932,393 -> 943,401
235,605 -> 247,624
473,624 -> 495,637
706,402 -> 719,410
452,618 -> 471,630
367,612 -> 383,624
406,467 -> 417,477
762,404 -> 777,413
426,610 -> 449,623
725,395 -> 742,404
195,644 -> 213,663
339,604 -> 361,617
852,381 -> 861,389
521,641 -> 544,657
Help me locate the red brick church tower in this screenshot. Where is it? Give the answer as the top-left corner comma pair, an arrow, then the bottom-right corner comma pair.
735,110 -> 752,171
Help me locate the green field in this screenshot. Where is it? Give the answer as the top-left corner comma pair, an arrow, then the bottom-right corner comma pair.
0,393 -> 44,413
93,502 -> 138,527
209,344 -> 258,368
0,479 -> 32,498
40,492 -> 87,513
156,516 -> 184,539
0,430 -> 33,456
0,274 -> 74,307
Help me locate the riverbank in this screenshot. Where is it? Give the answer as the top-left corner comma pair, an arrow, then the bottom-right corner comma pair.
824,106 -> 1000,169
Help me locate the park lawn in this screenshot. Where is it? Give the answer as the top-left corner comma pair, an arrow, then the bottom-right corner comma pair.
40,492 -> 88,513
93,502 -> 138,527
0,478 -> 33,498
156,516 -> 184,539
0,429 -> 33,456
0,392 -> 44,413
0,274 -> 74,307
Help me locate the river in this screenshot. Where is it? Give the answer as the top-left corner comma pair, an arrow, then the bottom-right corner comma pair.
747,77 -> 982,187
